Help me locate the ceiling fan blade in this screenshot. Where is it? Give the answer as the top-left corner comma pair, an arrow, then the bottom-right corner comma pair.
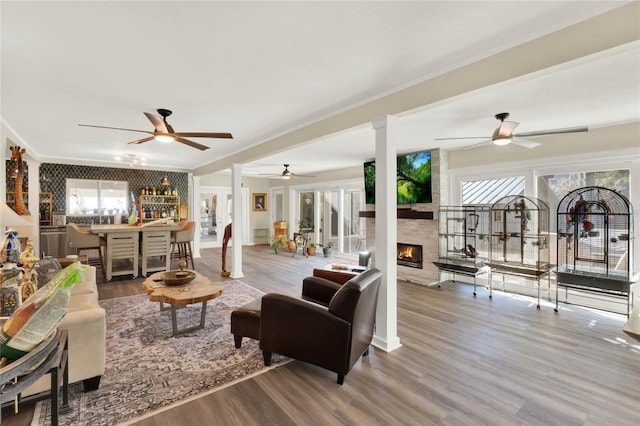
495,120 -> 519,138
463,139 -> 493,150
174,132 -> 233,139
127,136 -> 155,145
514,126 -> 588,138
78,124 -> 153,135
435,136 -> 488,140
511,137 -> 541,149
174,136 -> 210,151
144,112 -> 168,133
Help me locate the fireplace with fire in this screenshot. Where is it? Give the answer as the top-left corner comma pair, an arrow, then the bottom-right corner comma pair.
397,243 -> 423,269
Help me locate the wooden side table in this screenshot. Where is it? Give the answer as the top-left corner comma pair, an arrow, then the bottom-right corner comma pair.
312,265 -> 366,284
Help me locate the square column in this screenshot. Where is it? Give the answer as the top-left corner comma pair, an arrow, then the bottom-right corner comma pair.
231,163 -> 244,278
371,115 -> 401,353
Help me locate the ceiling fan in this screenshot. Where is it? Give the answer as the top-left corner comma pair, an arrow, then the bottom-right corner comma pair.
436,112 -> 588,149
260,164 -> 315,179
79,108 -> 233,151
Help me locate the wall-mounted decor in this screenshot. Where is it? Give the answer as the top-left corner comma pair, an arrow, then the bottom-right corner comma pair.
364,150 -> 432,205
252,193 -> 266,211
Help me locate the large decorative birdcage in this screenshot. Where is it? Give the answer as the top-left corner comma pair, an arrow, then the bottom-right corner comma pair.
555,186 -> 635,314
433,205 -> 491,296
488,195 -> 551,308
489,195 -> 550,270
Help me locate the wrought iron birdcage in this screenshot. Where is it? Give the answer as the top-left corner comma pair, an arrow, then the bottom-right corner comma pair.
437,205 -> 491,265
488,195 -> 552,308
555,186 -> 635,314
489,195 -> 551,271
433,205 -> 491,296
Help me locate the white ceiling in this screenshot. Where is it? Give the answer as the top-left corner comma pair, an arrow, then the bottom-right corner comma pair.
1,1 -> 638,178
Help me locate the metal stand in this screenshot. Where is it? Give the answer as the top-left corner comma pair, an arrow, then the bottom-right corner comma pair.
433,261 -> 491,297
160,301 -> 208,336
1,330 -> 70,426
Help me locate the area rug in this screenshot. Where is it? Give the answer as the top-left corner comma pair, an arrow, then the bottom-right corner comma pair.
31,280 -> 288,426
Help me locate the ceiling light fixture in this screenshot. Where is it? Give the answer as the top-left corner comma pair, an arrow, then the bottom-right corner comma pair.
154,134 -> 175,143
115,153 -> 146,167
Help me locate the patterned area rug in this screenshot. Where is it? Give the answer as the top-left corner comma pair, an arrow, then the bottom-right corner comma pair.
31,280 -> 287,426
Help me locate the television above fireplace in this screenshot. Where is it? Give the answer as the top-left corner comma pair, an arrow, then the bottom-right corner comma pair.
363,150 -> 432,205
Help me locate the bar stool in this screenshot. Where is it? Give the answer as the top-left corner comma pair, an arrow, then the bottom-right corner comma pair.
359,251 -> 371,268
66,223 -> 106,281
170,221 -> 196,270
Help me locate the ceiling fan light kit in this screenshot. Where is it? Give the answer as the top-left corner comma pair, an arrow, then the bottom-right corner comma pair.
282,164 -> 292,179
154,134 -> 175,143
492,137 -> 512,146
79,108 -> 233,151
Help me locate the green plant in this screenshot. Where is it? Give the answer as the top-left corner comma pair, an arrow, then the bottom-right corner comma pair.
318,242 -> 333,257
269,235 -> 287,254
297,220 -> 314,232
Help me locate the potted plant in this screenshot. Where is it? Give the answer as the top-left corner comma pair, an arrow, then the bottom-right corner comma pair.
307,243 -> 317,256
286,239 -> 298,252
269,235 -> 287,254
319,242 -> 333,257
297,220 -> 314,233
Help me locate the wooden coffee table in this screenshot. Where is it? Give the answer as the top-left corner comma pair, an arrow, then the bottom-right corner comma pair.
142,271 -> 224,336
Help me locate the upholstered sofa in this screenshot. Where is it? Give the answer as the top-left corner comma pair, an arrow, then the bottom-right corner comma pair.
23,264 -> 106,397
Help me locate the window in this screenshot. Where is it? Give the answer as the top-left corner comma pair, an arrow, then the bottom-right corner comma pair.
462,176 -> 525,206
299,192 -> 314,230
292,180 -> 365,260
66,179 -> 129,216
538,169 -> 629,230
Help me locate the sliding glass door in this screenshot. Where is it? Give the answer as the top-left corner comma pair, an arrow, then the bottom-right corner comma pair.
294,182 -> 365,259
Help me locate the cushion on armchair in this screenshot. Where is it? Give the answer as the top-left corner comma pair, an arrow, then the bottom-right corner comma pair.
301,276 -> 343,307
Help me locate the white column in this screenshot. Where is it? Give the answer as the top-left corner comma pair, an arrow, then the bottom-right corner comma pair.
371,115 -> 402,353
27,161 -> 41,255
338,188 -> 345,253
313,191 -> 321,245
192,175 -> 201,258
230,164 -> 244,278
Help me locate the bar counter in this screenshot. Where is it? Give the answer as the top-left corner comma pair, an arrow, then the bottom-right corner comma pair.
90,223 -> 180,281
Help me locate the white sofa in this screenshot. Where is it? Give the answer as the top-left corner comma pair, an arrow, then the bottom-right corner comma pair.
24,265 -> 106,396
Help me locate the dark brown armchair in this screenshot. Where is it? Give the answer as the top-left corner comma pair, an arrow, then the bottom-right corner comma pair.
260,268 -> 383,385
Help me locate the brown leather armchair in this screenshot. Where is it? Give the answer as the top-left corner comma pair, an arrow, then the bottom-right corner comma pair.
260,268 -> 383,385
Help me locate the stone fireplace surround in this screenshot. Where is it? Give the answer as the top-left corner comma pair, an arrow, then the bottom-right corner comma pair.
363,149 -> 447,286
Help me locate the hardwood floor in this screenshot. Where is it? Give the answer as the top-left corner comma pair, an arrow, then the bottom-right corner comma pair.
3,245 -> 639,425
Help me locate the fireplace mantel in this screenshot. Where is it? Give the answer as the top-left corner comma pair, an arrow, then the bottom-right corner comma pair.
359,209 -> 434,220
